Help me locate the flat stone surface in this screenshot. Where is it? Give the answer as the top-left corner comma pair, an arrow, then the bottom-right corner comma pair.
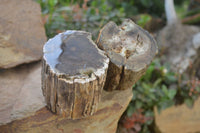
0,0 -> 46,68
0,83 -> 132,133
0,62 -> 45,125
155,98 -> 200,133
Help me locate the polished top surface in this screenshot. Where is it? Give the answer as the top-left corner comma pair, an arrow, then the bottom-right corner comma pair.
43,31 -> 105,76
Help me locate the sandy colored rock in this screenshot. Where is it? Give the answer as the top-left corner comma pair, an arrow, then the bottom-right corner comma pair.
0,62 -> 45,125
0,87 -> 132,133
154,98 -> 200,133
0,0 -> 46,68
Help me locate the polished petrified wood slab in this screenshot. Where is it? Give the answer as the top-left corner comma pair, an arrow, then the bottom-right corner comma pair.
97,19 -> 158,91
42,31 -> 109,119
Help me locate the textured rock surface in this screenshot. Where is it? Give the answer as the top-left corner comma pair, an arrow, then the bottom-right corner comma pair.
0,62 -> 45,125
157,24 -> 200,74
0,0 -> 46,68
154,98 -> 200,133
42,31 -> 109,119
97,19 -> 157,91
191,33 -> 200,78
0,88 -> 132,133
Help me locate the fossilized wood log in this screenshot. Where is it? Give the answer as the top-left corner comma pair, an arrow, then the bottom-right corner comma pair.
42,31 -> 109,119
0,88 -> 133,133
96,19 -> 158,91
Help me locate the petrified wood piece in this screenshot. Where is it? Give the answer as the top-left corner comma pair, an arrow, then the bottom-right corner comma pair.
42,31 -> 109,119
0,0 -> 46,68
97,19 -> 157,91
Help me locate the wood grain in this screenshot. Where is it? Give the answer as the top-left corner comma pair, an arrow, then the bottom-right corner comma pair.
97,19 -> 158,91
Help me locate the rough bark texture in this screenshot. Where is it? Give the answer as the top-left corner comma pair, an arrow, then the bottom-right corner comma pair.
96,19 -> 158,91
0,0 -> 46,68
42,31 -> 109,119
0,88 -> 133,133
